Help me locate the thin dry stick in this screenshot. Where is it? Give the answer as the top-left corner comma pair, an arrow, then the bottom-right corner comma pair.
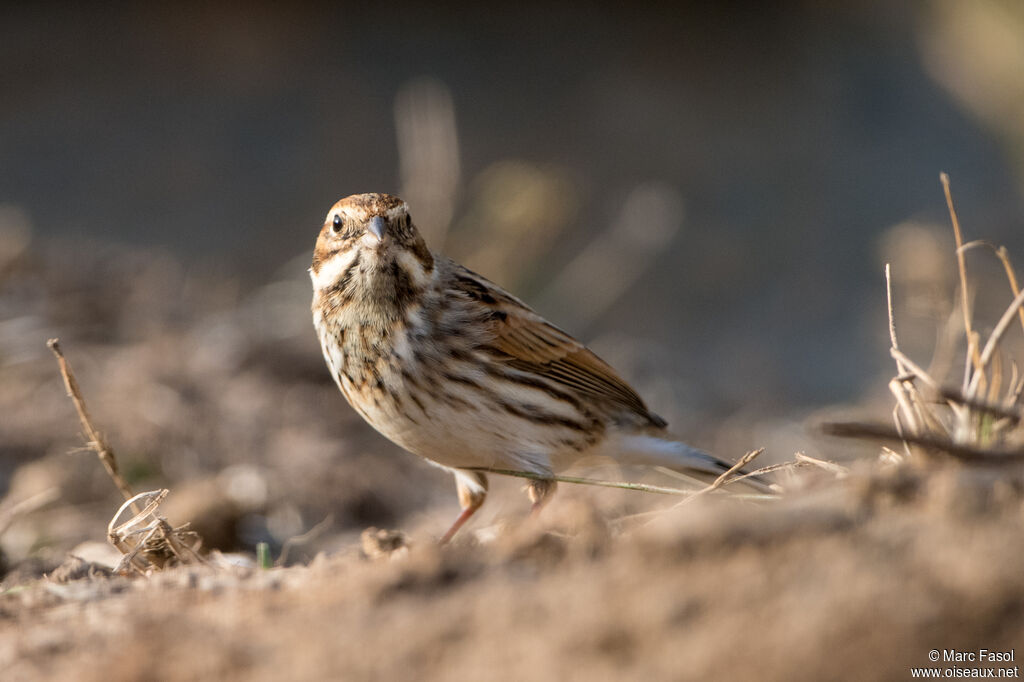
941,172 -> 983,378
109,491 -> 167,541
890,348 -> 960,435
653,465 -> 721,487
613,450 -> 789,528
159,519 -> 204,563
995,246 -> 1024,336
938,387 -> 1022,422
1008,362 -> 1021,408
47,338 -> 138,510
0,487 -> 60,536
964,240 -> 1024,338
954,240 -> 1024,409
114,526 -> 163,574
277,514 -> 335,567
890,348 -> 942,392
890,391 -> 916,461
794,452 -> 849,476
987,350 -> 1004,408
822,421 -> 1024,462
889,377 -> 921,435
888,265 -> 928,442
465,467 -> 702,496
718,451 -> 814,487
1008,369 -> 1024,409
886,267 -> 945,448
738,460 -> 808,478
720,454 -> 842,486
974,287 -> 1024,375
927,299 -> 966,387
886,264 -> 904,370
962,286 -> 1024,406
671,448 -> 766,507
465,462 -> 777,500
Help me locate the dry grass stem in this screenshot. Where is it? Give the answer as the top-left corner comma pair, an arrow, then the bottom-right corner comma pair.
47,338 -> 138,510
958,239 -> 1024,337
466,452 -> 779,501
277,514 -> 335,567
609,450 -> 833,531
0,487 -> 60,536
736,460 -> 805,478
971,286 -> 1024,391
886,264 -> 903,364
941,172 -> 983,375
937,387 -> 1022,423
995,245 -> 1024,335
466,467 -> 710,496
822,421 -> 1024,463
652,465 -> 725,488
794,452 -> 850,476
670,448 -> 767,507
889,348 -> 941,392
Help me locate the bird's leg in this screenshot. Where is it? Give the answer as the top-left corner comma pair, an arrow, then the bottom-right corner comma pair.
440,471 -> 488,545
525,478 -> 557,518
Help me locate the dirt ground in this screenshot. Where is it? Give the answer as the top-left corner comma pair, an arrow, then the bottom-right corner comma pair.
2,238 -> 1023,682
3,465 -> 1024,682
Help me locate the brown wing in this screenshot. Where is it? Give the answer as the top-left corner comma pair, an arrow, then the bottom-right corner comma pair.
449,263 -> 666,428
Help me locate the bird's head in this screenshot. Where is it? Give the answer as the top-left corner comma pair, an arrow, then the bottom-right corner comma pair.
310,193 -> 435,310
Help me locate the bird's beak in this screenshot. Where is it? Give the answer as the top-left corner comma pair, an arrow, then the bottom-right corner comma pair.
368,216 -> 387,241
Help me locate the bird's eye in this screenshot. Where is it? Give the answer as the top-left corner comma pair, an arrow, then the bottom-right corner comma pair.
331,215 -> 343,233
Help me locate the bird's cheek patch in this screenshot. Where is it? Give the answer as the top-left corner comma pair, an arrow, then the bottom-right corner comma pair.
311,247 -> 359,291
396,250 -> 434,289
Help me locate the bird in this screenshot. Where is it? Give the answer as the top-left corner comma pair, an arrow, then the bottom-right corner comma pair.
310,192 -> 768,543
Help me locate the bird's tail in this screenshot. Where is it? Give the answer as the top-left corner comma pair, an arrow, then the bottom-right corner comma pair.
607,434 -> 774,493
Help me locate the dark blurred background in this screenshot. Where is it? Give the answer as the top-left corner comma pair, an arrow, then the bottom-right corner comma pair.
5,3 -> 1024,406
3,2 -> 1024,560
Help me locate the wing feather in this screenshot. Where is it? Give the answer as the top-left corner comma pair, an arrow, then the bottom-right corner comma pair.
448,263 -> 665,427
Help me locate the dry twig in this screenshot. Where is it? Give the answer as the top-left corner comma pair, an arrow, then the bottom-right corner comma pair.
942,172 -> 983,376
0,487 -> 60,536
466,449 -> 778,502
277,514 -> 335,567
670,448 -> 766,507
822,421 -> 1024,463
47,338 -> 204,573
47,338 -> 137,509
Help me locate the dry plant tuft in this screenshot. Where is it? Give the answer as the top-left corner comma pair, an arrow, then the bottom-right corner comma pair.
108,489 -> 204,574
825,174 -> 1024,462
47,338 -> 205,574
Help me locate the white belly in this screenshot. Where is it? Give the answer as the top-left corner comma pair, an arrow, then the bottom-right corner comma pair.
314,312 -> 587,476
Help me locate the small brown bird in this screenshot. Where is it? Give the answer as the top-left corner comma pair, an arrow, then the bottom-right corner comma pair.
311,193 -> 765,543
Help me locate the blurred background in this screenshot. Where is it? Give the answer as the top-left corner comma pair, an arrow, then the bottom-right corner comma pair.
2,2 -> 1024,565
